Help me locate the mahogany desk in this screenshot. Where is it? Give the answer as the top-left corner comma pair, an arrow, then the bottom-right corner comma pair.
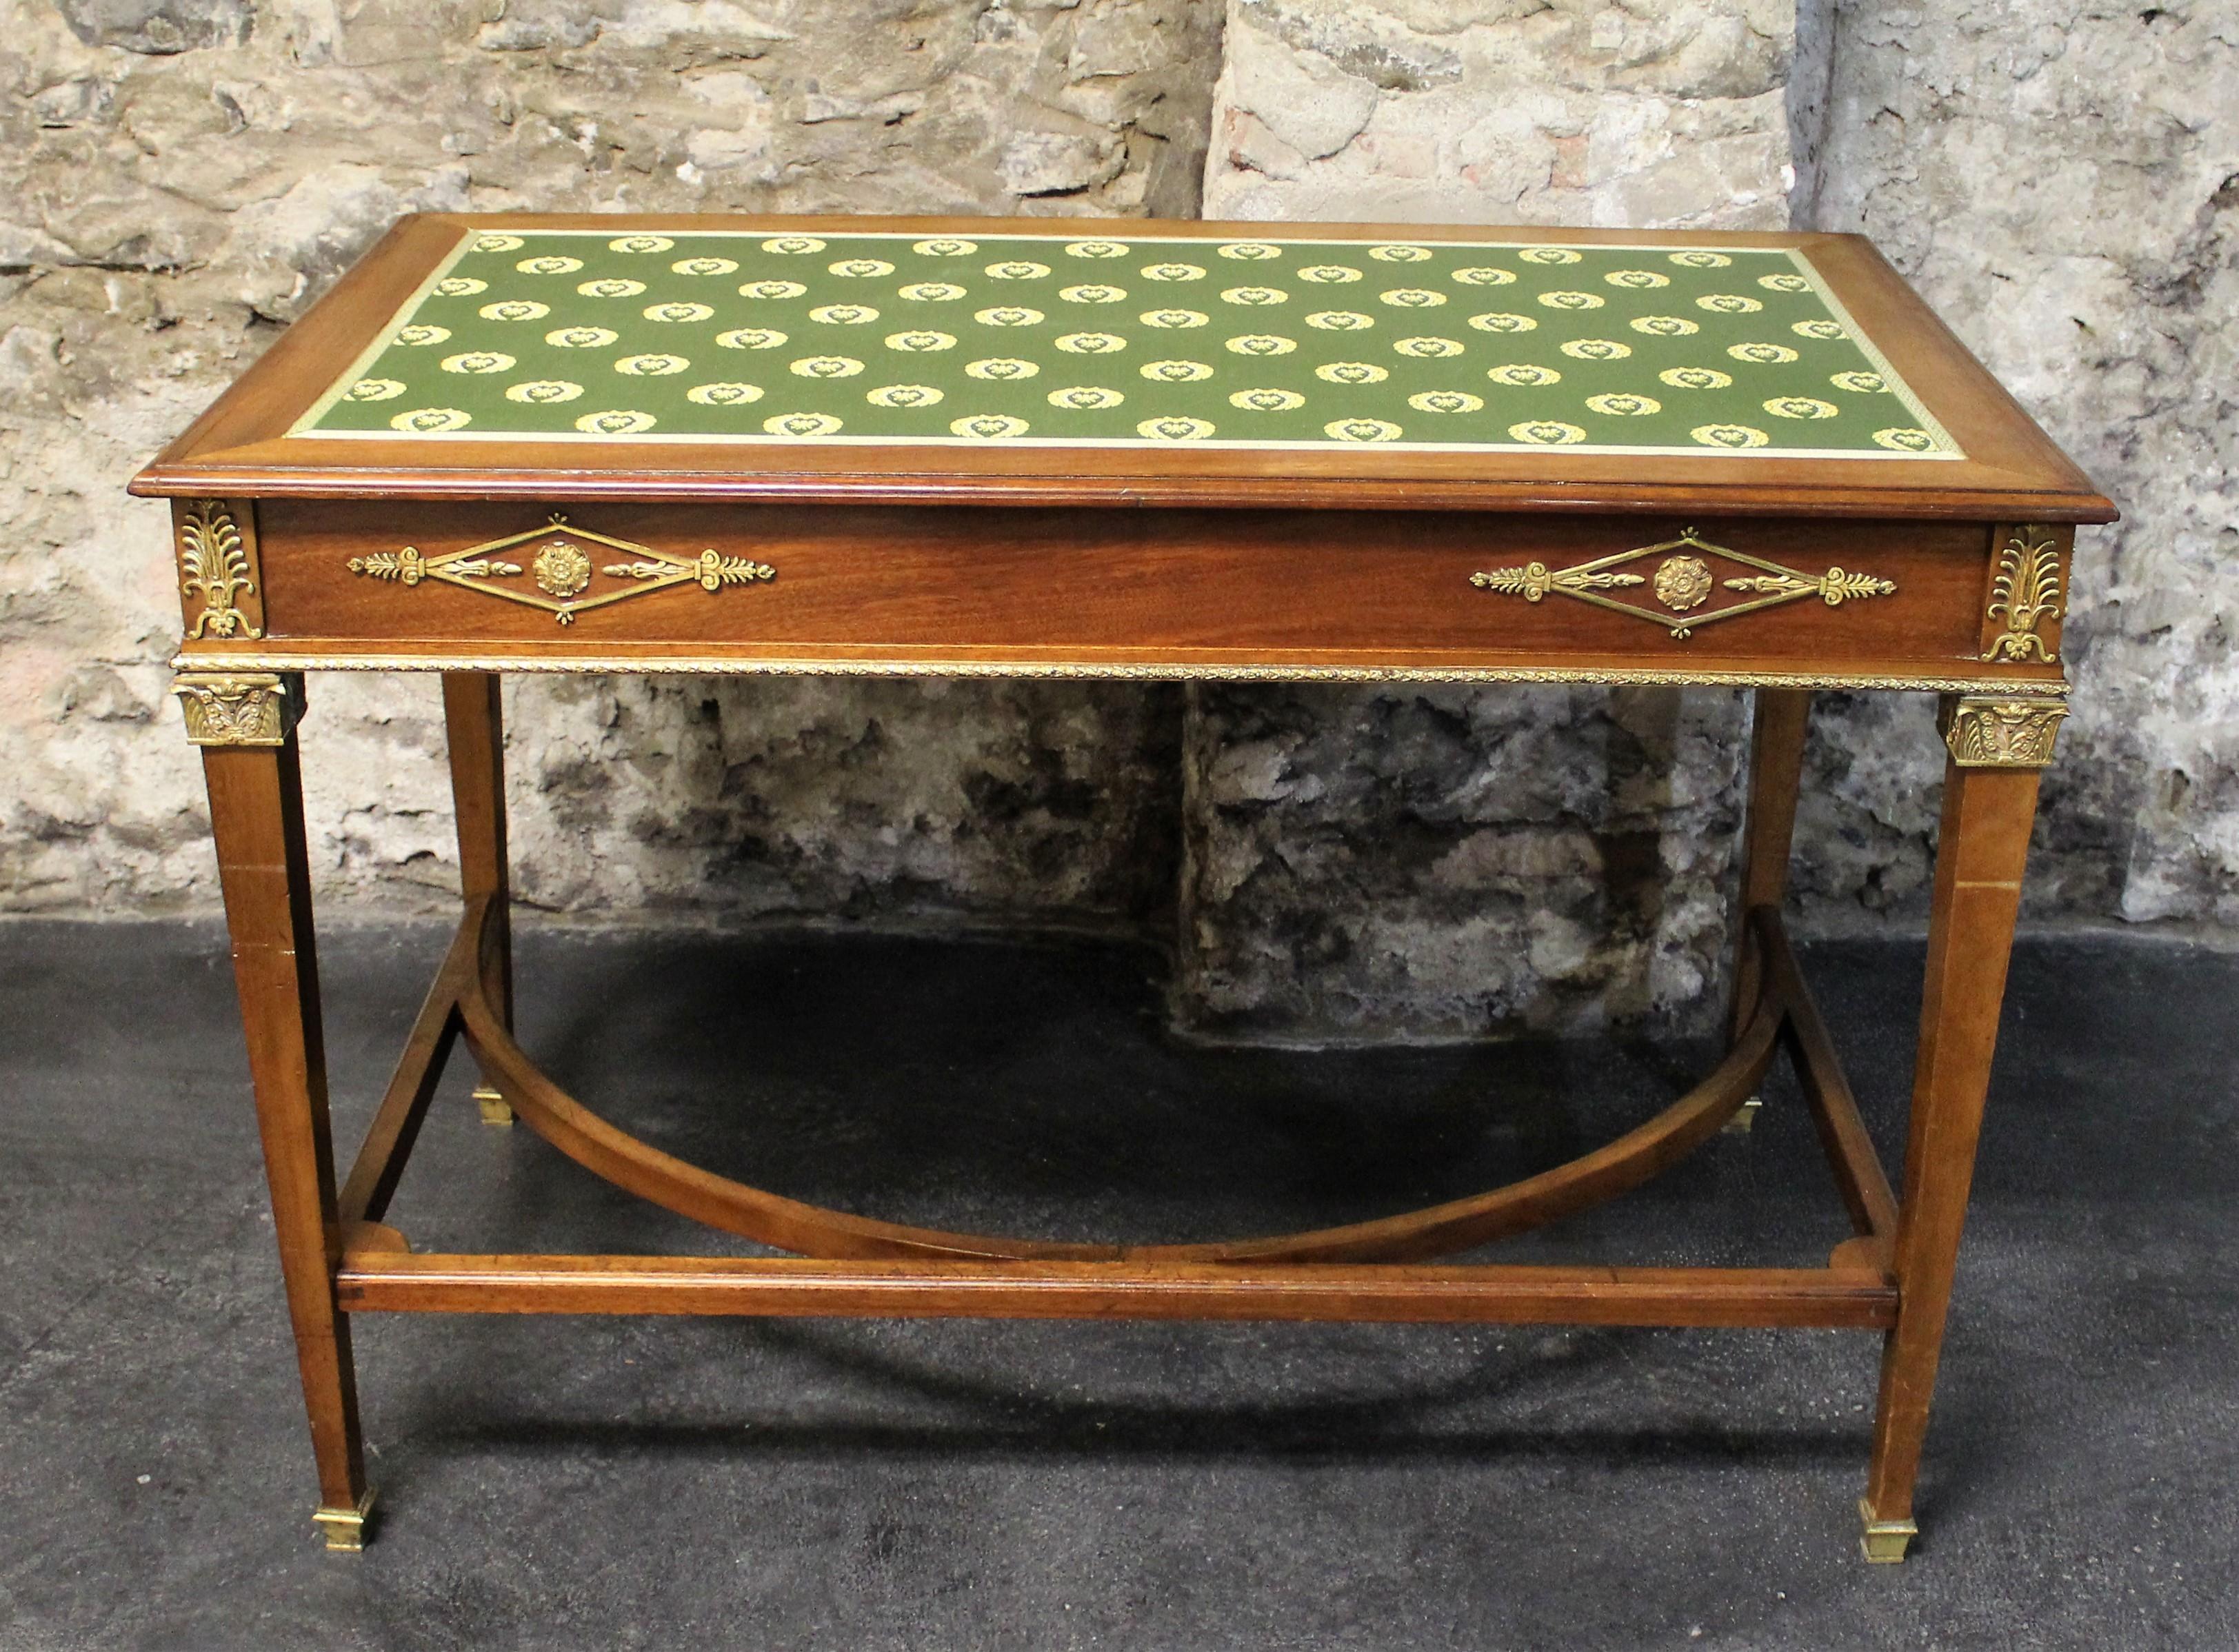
131,213 -> 2114,1560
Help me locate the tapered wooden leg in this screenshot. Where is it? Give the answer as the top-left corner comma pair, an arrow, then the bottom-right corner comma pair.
1725,689 -> 1812,1131
183,673 -> 373,1551
443,672 -> 516,1126
1859,694 -> 2063,1561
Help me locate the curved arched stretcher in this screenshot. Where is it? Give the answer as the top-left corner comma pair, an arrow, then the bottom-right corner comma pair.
332,887 -> 1903,1352
353,894 -> 1785,1267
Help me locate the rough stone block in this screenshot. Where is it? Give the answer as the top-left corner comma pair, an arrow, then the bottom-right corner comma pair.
52,0 -> 250,56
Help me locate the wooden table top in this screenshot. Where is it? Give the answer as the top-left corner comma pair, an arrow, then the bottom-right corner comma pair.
132,213 -> 2112,525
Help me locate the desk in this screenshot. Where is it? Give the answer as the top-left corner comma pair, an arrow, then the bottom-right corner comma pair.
131,214 -> 2114,1561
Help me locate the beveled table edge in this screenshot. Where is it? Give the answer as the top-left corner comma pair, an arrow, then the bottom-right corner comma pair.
129,464 -> 2119,523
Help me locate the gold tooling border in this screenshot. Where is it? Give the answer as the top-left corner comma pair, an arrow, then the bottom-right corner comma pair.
171,652 -> 2069,696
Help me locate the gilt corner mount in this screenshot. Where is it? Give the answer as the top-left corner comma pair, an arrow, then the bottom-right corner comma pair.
1981,525 -> 2065,663
178,499 -> 262,641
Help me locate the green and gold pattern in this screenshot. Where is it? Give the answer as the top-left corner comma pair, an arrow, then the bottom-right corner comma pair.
294,229 -> 1960,458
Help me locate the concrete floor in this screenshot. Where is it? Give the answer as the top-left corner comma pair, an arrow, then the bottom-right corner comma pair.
1,917 -> 2234,1651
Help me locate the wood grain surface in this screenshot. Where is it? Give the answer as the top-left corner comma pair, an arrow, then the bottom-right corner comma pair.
168,500 -> 2069,692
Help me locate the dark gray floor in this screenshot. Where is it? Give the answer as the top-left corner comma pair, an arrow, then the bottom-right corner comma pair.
1,918 -> 2235,1651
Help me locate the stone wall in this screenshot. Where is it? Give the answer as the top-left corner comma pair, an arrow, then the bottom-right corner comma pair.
4,0 -> 2233,1040
1203,0 -> 1800,229
1805,1 -> 2239,929
0,0 -> 1218,926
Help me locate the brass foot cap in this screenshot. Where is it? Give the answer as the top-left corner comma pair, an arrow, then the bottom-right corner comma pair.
1723,1095 -> 1763,1136
473,1084 -> 514,1127
312,1489 -> 376,1553
1858,1498 -> 1916,1564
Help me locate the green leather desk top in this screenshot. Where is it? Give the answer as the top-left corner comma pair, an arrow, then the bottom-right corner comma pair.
295,226 -> 1960,461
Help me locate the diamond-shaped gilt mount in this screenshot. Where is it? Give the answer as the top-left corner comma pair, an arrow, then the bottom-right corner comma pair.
348,513 -> 774,625
1470,528 -> 1895,640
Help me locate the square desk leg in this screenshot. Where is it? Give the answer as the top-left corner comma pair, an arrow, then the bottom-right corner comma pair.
442,672 -> 516,1128
1723,687 -> 1814,1133
1860,694 -> 2066,1561
177,672 -> 373,1551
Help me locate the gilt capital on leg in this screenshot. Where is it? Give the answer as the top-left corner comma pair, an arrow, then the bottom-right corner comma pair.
1938,694 -> 2067,770
172,671 -> 305,747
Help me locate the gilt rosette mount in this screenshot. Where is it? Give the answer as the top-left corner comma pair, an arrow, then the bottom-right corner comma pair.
348,512 -> 774,625
1471,527 -> 1896,640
